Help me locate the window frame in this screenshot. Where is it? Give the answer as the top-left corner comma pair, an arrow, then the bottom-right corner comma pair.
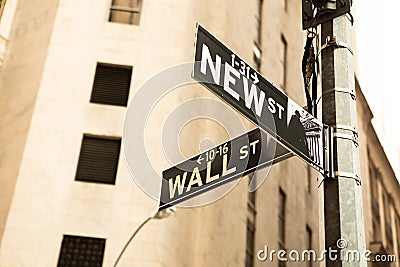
279,34 -> 288,91
278,187 -> 286,244
57,235 -> 106,267
245,219 -> 255,267
75,134 -> 121,185
0,0 -> 6,19
109,0 -> 143,25
306,225 -> 313,267
90,62 -> 133,107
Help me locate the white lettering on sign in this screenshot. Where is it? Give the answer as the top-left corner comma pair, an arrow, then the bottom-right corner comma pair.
243,78 -> 265,117
200,44 -> 221,85
169,172 -> 187,199
239,140 -> 260,159
223,63 -> 240,101
199,47 -> 285,121
206,161 -> 219,183
167,138 -> 262,200
187,167 -> 203,192
168,154 -> 234,198
250,140 -> 259,154
276,102 -> 284,120
222,153 -> 236,176
267,97 -> 276,114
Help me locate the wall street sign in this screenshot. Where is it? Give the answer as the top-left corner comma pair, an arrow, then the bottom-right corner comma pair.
159,128 -> 292,211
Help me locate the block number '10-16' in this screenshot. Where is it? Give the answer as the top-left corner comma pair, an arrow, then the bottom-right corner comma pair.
198,143 -> 229,164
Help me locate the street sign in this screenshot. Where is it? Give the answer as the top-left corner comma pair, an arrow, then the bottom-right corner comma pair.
192,24 -> 330,175
158,128 -> 292,210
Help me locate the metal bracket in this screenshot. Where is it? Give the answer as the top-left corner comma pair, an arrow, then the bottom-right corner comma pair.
333,132 -> 359,147
321,87 -> 356,100
335,124 -> 357,133
333,123 -> 359,146
323,125 -> 334,178
334,171 -> 361,185
320,127 -> 361,185
320,35 -> 354,55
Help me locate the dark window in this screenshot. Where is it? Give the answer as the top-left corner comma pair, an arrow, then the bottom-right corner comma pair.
278,188 -> 287,266
372,217 -> 381,242
248,190 -> 256,208
57,235 -> 105,267
245,219 -> 255,267
255,0 -> 263,46
75,135 -> 121,185
307,165 -> 312,192
248,177 -> 256,212
397,215 -> 400,255
385,222 -> 393,253
253,44 -> 262,71
109,0 -> 142,25
307,225 -> 313,267
253,0 -> 263,71
278,243 -> 286,267
279,188 -> 286,244
0,0 -> 6,19
369,161 -> 382,242
278,35 -> 287,90
90,63 -> 132,107
283,0 -> 288,12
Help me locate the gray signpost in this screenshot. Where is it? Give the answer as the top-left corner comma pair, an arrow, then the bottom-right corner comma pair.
320,11 -> 367,267
300,1 -> 367,265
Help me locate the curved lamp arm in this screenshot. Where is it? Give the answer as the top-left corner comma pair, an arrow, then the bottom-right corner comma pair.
113,207 -> 176,267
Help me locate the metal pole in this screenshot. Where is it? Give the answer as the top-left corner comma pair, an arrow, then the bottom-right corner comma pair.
321,12 -> 367,267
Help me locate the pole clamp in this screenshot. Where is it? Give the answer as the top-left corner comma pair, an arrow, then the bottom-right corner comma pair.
321,87 -> 356,100
334,171 -> 361,185
333,124 -> 359,147
320,35 -> 354,55
333,132 -> 359,147
334,124 -> 358,133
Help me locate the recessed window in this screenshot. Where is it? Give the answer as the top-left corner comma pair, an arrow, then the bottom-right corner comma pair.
90,63 -> 132,107
109,0 -> 143,25
245,219 -> 255,267
278,188 -> 286,244
278,35 -> 287,90
248,177 -> 256,213
75,135 -> 121,185
306,226 -> 313,267
307,165 -> 312,192
253,0 -> 263,71
253,44 -> 262,71
57,235 -> 105,267
282,0 -> 288,12
0,0 -> 6,19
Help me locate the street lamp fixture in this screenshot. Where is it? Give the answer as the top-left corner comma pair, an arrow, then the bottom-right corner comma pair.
113,207 -> 176,267
302,0 -> 352,29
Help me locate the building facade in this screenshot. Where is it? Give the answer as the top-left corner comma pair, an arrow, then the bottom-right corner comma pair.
0,0 -> 398,266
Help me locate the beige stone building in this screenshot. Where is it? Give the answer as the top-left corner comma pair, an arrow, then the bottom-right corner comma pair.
0,0 -> 398,266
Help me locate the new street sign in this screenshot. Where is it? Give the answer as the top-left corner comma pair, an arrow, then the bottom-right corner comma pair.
159,128 -> 292,211
158,25 -> 332,210
192,24 -> 330,174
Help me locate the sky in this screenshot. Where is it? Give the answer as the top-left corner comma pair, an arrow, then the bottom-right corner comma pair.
354,1 -> 400,180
